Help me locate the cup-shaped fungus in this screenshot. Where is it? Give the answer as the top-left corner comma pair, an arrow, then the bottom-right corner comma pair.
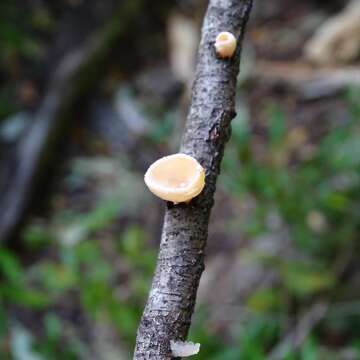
214,31 -> 237,59
144,153 -> 205,203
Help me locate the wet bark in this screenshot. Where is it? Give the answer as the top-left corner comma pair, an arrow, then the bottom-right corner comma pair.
134,0 -> 253,358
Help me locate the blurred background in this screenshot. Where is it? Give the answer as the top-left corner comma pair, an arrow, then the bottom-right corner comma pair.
0,0 -> 360,359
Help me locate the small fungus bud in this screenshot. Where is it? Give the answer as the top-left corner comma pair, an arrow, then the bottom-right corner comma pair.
144,153 -> 205,204
215,31 -> 237,59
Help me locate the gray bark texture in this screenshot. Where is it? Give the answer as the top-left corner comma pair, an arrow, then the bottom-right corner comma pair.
134,0 -> 253,358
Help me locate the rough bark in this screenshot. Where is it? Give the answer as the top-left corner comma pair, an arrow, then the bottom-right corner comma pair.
134,0 -> 253,358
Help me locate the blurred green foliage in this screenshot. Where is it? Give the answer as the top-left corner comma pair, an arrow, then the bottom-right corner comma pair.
0,88 -> 359,359
0,221 -> 156,358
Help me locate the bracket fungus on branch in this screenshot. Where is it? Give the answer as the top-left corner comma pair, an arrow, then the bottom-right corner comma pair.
144,153 -> 205,204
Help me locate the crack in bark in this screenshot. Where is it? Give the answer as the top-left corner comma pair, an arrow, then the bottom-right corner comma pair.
134,0 -> 253,358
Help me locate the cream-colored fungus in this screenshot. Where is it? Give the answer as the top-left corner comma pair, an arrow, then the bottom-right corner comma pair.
144,153 -> 205,203
214,31 -> 237,58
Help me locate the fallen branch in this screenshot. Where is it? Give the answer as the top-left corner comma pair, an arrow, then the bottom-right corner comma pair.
134,0 -> 253,358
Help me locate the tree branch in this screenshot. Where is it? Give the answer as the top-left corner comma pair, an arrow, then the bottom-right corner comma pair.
134,1 -> 253,358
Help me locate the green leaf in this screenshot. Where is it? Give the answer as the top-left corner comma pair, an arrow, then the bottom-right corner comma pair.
22,224 -> 52,250
268,104 -> 286,145
43,314 -> 62,340
247,288 -> 281,312
37,263 -> 77,294
281,263 -> 335,296
2,286 -> 50,308
0,249 -> 23,285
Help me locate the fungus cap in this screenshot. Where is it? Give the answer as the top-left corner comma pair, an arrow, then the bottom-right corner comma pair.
215,31 -> 237,58
144,153 -> 205,203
